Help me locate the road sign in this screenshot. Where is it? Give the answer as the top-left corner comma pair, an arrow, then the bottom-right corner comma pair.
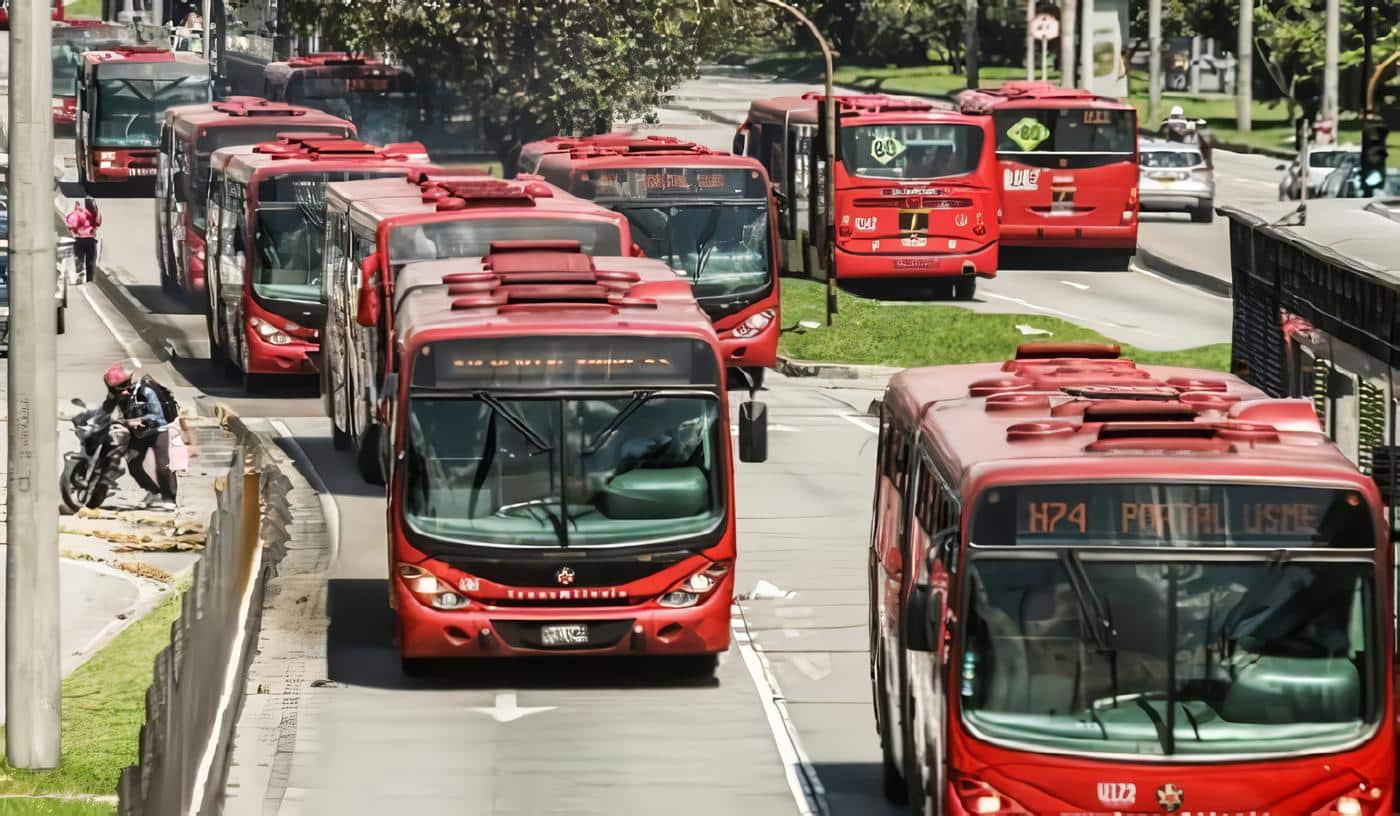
1030,13 -> 1060,41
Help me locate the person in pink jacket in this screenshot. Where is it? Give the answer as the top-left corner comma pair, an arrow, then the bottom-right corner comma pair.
64,197 -> 101,282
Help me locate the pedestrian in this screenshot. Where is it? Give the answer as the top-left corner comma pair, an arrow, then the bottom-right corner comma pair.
101,363 -> 179,509
64,197 -> 101,282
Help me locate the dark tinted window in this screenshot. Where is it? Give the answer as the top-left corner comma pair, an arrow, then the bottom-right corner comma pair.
411,335 -> 719,390
994,108 -> 1135,154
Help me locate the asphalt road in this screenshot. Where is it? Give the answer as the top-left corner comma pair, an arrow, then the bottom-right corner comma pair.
3,36 -> 1281,813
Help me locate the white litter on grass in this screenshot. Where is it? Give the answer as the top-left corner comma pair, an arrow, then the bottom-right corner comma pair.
742,579 -> 796,601
1015,324 -> 1054,336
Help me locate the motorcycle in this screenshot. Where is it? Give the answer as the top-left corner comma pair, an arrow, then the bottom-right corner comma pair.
60,398 -> 126,512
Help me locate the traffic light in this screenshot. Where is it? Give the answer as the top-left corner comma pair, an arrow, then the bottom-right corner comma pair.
1361,117 -> 1389,195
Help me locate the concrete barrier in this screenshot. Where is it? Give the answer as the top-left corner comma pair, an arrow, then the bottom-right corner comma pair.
116,411 -> 297,816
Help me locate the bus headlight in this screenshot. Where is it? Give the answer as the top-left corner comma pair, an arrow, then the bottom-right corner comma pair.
398,563 -> 472,611
731,309 -> 775,339
1312,787 -> 1384,815
249,316 -> 291,345
658,561 -> 730,608
953,778 -> 1030,815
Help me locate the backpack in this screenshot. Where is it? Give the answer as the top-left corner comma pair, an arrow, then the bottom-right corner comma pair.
140,376 -> 181,424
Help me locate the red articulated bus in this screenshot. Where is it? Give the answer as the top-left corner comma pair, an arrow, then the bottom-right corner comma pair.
74,46 -> 210,190
871,341 -> 1393,814
959,82 -> 1140,266
517,134 -> 781,385
203,135 -> 431,387
379,242 -> 768,675
0,0 -> 64,28
263,53 -> 417,147
156,98 -> 355,298
737,92 -> 999,299
51,21 -> 132,128
320,172 -> 634,482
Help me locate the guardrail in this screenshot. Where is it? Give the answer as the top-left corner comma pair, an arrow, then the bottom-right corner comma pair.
116,410 -> 296,816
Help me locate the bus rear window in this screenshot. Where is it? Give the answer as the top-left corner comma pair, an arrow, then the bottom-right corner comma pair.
840,123 -> 983,180
388,218 -> 622,265
993,108 -> 1135,154
971,482 -> 1374,549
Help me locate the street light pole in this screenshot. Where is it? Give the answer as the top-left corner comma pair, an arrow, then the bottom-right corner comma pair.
762,0 -> 837,325
1148,0 -> 1161,125
6,0 -> 62,770
1236,0 -> 1253,134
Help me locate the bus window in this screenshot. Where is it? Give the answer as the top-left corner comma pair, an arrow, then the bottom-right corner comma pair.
840,123 -> 984,180
992,108 -> 1135,154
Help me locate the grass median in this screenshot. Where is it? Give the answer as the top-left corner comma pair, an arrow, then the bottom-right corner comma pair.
778,278 -> 1231,371
0,587 -> 185,813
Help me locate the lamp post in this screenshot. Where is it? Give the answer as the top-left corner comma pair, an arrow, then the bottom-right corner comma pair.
759,0 -> 838,325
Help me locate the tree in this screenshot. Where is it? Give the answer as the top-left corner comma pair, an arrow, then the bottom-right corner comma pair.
279,0 -> 766,160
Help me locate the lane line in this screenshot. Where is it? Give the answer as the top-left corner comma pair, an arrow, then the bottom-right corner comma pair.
271,419 -> 341,564
80,284 -> 142,369
838,412 -> 879,434
1059,280 -> 1090,291
732,603 -> 828,816
978,291 -> 1133,331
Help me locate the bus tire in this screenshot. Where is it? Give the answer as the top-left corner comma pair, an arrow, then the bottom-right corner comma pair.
332,420 -> 352,451
56,306 -> 65,335
953,278 -> 977,301
673,653 -> 718,678
1105,250 -> 1134,271
357,423 -> 385,485
876,653 -> 909,804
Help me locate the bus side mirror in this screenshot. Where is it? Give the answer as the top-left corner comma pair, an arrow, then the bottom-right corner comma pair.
377,373 -> 398,424
355,256 -> 380,327
1372,446 -> 1400,507
738,400 -> 767,463
630,241 -> 646,258
905,530 -> 957,651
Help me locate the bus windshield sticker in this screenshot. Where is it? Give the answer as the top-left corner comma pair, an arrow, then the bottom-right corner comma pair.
1005,116 -> 1051,151
869,135 -> 906,165
1003,168 -> 1041,191
971,483 -> 1374,548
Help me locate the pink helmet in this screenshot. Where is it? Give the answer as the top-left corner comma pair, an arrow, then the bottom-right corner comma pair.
103,363 -> 132,389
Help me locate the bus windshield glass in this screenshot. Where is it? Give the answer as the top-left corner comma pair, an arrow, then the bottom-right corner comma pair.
840,123 -> 983,179
52,44 -> 83,93
94,75 -> 209,147
387,218 -> 622,266
404,336 -> 725,549
993,108 -> 1135,154
616,203 -> 770,308
961,482 -> 1380,758
287,77 -> 415,144
254,207 -> 323,302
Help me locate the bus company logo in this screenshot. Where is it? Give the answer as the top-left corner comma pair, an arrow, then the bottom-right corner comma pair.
854,217 -> 877,232
954,213 -> 969,228
1156,783 -> 1184,812
1096,782 -> 1135,808
882,186 -> 943,197
555,567 -> 576,586
1004,168 -> 1041,191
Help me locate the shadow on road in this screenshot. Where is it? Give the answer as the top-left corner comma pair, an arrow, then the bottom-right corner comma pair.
124,283 -> 199,316
277,431 -> 383,498
325,578 -> 722,692
816,762 -> 906,816
998,247 -> 1133,272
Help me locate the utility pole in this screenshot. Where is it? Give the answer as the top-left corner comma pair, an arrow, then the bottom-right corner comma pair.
1148,0 -> 1162,125
964,0 -> 980,88
1236,0 -> 1253,133
1025,0 -> 1036,80
1322,0 -> 1339,132
6,0 -> 62,770
1060,0 -> 1076,87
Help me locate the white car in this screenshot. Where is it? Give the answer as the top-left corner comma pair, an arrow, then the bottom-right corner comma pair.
1138,139 -> 1214,223
1277,145 -> 1360,200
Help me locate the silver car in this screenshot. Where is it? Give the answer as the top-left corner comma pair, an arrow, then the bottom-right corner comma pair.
1138,139 -> 1214,223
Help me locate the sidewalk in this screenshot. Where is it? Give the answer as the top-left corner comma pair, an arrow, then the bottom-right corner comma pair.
0,278 -> 234,723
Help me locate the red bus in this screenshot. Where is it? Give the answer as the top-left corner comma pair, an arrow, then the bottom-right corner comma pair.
871,341 -> 1393,813
263,53 -> 417,147
959,82 -> 1140,265
203,136 -> 431,388
517,134 -> 781,385
379,242 -> 767,675
74,46 -> 210,190
321,172 -> 634,481
51,21 -> 133,128
156,98 -> 355,298
0,0 -> 64,28
737,92 -> 998,299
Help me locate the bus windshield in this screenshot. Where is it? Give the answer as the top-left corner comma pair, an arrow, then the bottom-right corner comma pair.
287,80 -> 416,144
387,218 -> 622,265
51,44 -> 83,93
614,203 -> 771,310
993,108 -> 1136,154
94,76 -> 209,147
840,123 -> 984,180
253,207 -> 322,303
961,482 -> 1380,758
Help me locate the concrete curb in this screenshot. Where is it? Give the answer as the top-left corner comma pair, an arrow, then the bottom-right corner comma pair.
776,355 -> 900,381
1133,246 -> 1233,298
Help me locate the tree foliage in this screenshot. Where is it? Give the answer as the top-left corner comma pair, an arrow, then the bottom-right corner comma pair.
279,0 -> 766,158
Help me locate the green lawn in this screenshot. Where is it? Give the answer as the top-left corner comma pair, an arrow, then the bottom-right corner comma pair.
61,0 -> 102,20
778,278 -> 1231,371
0,800 -> 113,815
0,590 -> 183,806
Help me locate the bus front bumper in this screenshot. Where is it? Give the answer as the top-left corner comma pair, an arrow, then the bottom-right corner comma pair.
245,329 -> 319,376
397,583 -> 733,659
1000,222 -> 1138,249
833,241 -> 997,280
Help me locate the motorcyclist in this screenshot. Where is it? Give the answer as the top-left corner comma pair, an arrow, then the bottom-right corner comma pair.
1159,105 -> 1213,166
101,363 -> 177,509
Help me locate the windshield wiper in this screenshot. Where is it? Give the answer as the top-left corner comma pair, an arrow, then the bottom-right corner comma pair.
582,390 -> 654,455
1060,550 -> 1122,712
473,391 -> 551,453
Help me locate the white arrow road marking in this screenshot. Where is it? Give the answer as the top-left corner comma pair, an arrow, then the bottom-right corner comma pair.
1059,279 -> 1090,291
470,691 -> 556,723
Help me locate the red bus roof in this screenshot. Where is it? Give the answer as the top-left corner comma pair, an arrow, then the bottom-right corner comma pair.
746,91 -> 970,127
81,45 -> 190,65
165,98 -> 355,141
393,243 -> 712,347
884,342 -> 1367,488
217,135 -> 431,185
520,133 -> 768,174
333,174 -> 619,223
265,53 -> 412,78
958,81 -> 1135,113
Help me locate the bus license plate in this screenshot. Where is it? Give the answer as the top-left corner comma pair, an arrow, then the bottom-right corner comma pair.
541,624 -> 589,647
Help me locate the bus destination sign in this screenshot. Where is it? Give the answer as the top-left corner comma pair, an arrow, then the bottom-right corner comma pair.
583,167 -> 766,201
412,335 -> 720,389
